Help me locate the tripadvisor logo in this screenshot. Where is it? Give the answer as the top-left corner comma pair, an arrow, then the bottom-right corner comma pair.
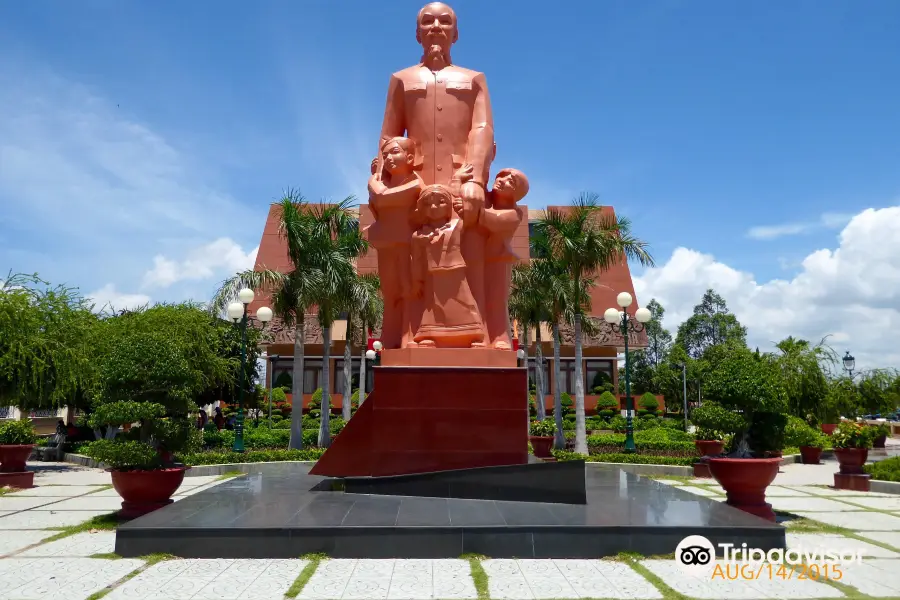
676,535 -> 865,577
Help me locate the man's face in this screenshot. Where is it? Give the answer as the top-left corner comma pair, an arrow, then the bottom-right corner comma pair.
417,3 -> 456,51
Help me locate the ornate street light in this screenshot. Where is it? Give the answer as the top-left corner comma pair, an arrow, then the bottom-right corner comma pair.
601,292 -> 651,454
227,288 -> 272,452
842,351 -> 856,378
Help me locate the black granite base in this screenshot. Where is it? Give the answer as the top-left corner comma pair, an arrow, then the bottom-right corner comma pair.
115,463 -> 785,559
339,459 -> 586,504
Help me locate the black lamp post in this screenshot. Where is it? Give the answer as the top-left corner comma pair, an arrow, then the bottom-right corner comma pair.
843,351 -> 856,379
226,289 -> 272,452
601,292 -> 652,454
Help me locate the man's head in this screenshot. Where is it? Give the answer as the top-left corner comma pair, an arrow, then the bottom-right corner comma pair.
416,3 -> 458,56
492,168 -> 529,206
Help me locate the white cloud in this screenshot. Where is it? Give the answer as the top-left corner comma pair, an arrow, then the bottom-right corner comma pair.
0,64 -> 259,297
86,284 -> 151,312
634,205 -> 900,372
142,238 -> 258,289
746,212 -> 853,240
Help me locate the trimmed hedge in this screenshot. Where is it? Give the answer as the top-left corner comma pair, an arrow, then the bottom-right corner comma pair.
864,457 -> 900,482
179,448 -> 325,466
552,449 -> 694,466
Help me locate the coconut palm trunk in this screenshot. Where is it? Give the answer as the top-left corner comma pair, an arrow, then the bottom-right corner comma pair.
522,323 -> 530,431
573,310 -> 587,454
318,325 -> 332,448
289,317 -> 305,449
552,322 -> 564,449
342,315 -> 353,420
358,320 -> 368,404
535,326 -> 546,421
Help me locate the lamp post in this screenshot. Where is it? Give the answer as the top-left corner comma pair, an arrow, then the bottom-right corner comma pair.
676,362 -> 688,431
601,292 -> 651,454
226,288 -> 272,452
843,351 -> 856,379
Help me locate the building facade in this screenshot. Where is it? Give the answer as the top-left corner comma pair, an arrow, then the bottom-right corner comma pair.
250,205 -> 648,413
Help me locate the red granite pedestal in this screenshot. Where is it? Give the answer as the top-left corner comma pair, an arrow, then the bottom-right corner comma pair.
834,473 -> 871,491
0,471 -> 35,489
310,366 -> 528,477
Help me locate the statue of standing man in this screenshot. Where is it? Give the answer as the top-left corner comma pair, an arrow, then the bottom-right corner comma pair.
372,2 -> 495,350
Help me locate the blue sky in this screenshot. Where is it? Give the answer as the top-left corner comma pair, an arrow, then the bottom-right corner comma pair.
1,1 -> 898,368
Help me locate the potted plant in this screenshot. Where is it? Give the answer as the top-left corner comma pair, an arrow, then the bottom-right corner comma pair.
689,402 -> 742,458
529,419 -> 556,458
786,416 -> 826,464
702,346 -> 789,522
871,423 -> 890,449
0,419 -> 37,488
831,421 -> 874,475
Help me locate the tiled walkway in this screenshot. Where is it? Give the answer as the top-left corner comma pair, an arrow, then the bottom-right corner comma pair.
2,460 -> 900,599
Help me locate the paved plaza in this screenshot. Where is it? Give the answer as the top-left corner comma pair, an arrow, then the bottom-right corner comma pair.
2,460 -> 900,599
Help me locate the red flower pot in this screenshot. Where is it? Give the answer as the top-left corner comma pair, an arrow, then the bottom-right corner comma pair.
110,467 -> 188,519
821,424 -> 837,435
694,440 -> 724,457
0,445 -> 35,473
874,434 -> 887,449
764,450 -> 783,459
833,448 -> 868,475
708,457 -> 781,522
799,446 -> 823,464
529,436 -> 554,458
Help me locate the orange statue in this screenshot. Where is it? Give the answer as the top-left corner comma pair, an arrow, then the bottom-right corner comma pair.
366,137 -> 425,349
366,2 -> 527,361
410,183 -> 485,348
480,168 -> 528,349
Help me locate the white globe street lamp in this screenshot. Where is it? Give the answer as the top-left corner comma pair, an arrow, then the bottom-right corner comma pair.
373,340 -> 383,352
365,349 -> 377,361
227,288 -> 272,453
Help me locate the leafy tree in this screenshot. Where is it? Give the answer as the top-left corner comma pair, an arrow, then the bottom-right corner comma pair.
675,289 -> 747,359
0,273 -> 98,411
822,376 -> 861,422
534,193 -> 653,455
772,336 -> 832,421
858,369 -> 900,415
195,317 -> 263,409
702,343 -> 788,457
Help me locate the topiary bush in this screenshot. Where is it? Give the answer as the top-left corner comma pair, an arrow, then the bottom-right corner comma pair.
595,391 -> 619,418
690,401 -> 745,442
638,392 -> 659,414
308,388 -> 323,418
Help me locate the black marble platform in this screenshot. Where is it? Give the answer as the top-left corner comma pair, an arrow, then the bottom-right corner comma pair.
339,459 -> 586,504
115,463 -> 785,559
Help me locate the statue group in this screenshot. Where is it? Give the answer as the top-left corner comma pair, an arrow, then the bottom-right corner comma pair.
366,2 -> 529,353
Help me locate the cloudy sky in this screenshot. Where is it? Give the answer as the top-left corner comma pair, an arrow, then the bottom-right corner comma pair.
1,1 -> 898,370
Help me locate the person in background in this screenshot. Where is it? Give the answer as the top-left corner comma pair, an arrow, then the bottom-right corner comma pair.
214,406 -> 225,430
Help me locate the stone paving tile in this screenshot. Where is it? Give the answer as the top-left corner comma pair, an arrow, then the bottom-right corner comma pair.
837,558 -> 900,597
181,476 -> 228,486
834,496 -> 900,511
482,559 -> 660,599
34,471 -> 112,486
680,486 -> 722,497
105,558 -> 305,600
299,558 -> 477,600
20,531 -> 116,557
33,495 -> 126,512
8,485 -> 106,497
787,532 -> 900,557
769,497 -> 861,512
650,479 -> 684,485
792,510 -> 900,531
0,557 -> 143,600
787,485 -> 896,497
0,530 -> 51,556
858,531 -> 900,550
0,509 -> 110,530
765,486 -> 815,497
0,495 -> 66,512
641,559 -> 842,599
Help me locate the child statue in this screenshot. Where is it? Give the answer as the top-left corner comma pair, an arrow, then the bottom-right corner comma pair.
365,136 -> 424,349
409,180 -> 486,349
480,168 -> 529,349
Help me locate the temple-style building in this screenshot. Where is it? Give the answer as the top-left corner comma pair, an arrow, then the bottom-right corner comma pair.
249,204 -> 647,412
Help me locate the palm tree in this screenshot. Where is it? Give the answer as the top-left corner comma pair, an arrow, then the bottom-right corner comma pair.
535,193 -> 654,455
340,272 -> 383,419
509,263 -> 547,421
305,199 -> 368,448
211,191 -> 322,450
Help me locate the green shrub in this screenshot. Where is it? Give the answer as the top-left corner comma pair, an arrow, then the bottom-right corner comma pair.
179,448 -> 324,466
271,387 -> 287,404
785,416 -> 826,449
864,456 -> 900,482
552,449 -> 694,466
308,388 -> 323,417
329,417 -> 346,435
0,419 -> 37,445
302,429 -> 319,446
609,415 -> 627,432
598,410 -> 616,419
83,439 -> 162,470
204,428 -> 235,449
595,391 -> 619,414
529,419 -> 556,437
690,402 -> 745,440
561,393 -> 573,417
551,450 -> 589,461
586,430 -> 695,457
638,392 -> 659,413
